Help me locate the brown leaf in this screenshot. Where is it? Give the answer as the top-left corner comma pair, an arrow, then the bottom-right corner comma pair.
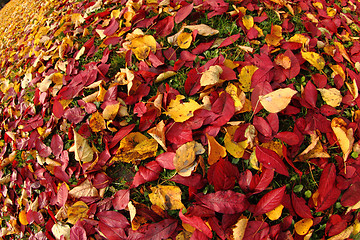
89,111 -> 106,132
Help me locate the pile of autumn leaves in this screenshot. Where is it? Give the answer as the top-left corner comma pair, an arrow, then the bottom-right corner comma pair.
1,0 -> 360,239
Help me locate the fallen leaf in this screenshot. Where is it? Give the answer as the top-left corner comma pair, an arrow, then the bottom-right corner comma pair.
301,51 -> 325,70
207,134 -> 227,165
165,95 -> 202,122
112,132 -> 158,164
19,210 -> 28,225
275,54 -> 291,69
331,117 -> 354,162
328,226 -> 354,240
259,88 -> 297,113
265,204 -> 284,221
89,111 -> 106,132
129,35 -> 157,61
184,24 -> 219,36
67,201 -> 88,225
103,102 -> 120,120
242,15 -> 254,30
200,65 -> 223,86
73,130 -> 94,163
147,121 -> 167,151
296,133 -> 330,161
232,216 -> 248,240
294,218 -> 313,236
224,125 -> 248,158
69,179 -> 99,198
149,185 -> 185,210
177,32 -> 192,49
254,186 -> 286,216
174,141 -> 204,177
52,222 -> 71,240
239,65 -> 258,92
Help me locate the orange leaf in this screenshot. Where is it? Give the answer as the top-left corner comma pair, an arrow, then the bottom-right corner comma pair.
207,134 -> 226,165
89,111 -> 106,133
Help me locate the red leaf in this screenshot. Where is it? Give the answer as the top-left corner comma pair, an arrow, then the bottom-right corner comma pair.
112,189 -> 130,210
70,226 -> 87,240
97,211 -> 129,229
320,105 -> 339,116
253,116 -> 273,137
253,186 -> 286,216
170,173 -> 207,189
219,33 -> 241,48
131,161 -> 163,188
282,145 -> 303,177
142,219 -> 178,240
251,82 -> 272,114
211,92 -> 235,127
166,122 -> 193,145
275,131 -> 300,145
266,113 -> 279,134
341,182 -> 360,207
179,211 -> 212,238
98,222 -> 127,240
175,3 -> 193,24
282,49 -> 300,79
109,124 -> 135,149
303,81 -> 317,108
291,191 -> 313,218
253,168 -> 274,194
244,221 -> 269,240
51,134 -> 63,157
318,163 -> 336,199
185,68 -> 202,96
155,152 -> 176,170
56,183 -> 68,207
154,16 -> 174,37
316,186 -> 341,212
36,140 -> 52,158
207,158 -> 239,191
198,190 -> 249,214
192,40 -> 215,55
256,146 -> 289,177
104,18 -> 119,36
53,99 -> 64,118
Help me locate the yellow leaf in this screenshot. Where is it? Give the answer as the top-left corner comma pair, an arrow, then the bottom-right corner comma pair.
200,65 -> 223,86
330,64 -> 345,80
74,130 -> 94,163
346,81 -> 359,99
89,111 -> 106,132
301,51 -> 325,70
103,102 -> 120,120
312,2 -> 323,9
129,35 -> 157,60
112,132 -> 158,164
71,13 -> 85,27
327,7 -> 337,17
353,219 -> 360,235
232,216 -> 248,240
296,134 -> 330,162
259,88 -> 297,113
155,71 -> 176,83
19,210 -> 28,225
165,95 -> 201,122
334,42 -> 352,63
265,204 -> 284,220
275,54 -> 291,69
294,218 -> 313,236
207,134 -> 227,165
225,83 -> 245,112
174,141 -> 204,177
224,126 -> 248,158
67,201 -> 88,225
177,32 -> 192,49
331,117 -> 354,162
265,25 -> 283,46
149,185 -> 185,210
239,65 -> 258,92
288,34 -> 310,45
318,88 -> 342,107
242,15 -> 254,30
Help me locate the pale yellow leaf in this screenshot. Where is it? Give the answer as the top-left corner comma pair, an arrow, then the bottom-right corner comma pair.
259,88 -> 297,113
52,222 -> 70,240
68,179 -> 99,198
200,65 -> 223,86
232,216 -> 248,240
74,130 -> 94,163
165,95 -> 202,122
345,81 -> 359,99
155,71 -> 176,83
103,102 -> 120,120
318,88 -> 342,107
294,218 -> 313,236
184,24 -> 219,36
301,51 -> 325,70
328,226 -> 354,240
331,117 -> 354,162
265,204 -> 284,221
149,185 -> 185,210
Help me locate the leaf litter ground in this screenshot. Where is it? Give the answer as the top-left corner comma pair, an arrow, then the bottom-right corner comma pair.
0,0 -> 360,239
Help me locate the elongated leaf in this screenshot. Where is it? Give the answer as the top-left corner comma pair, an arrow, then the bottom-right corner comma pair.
254,186 -> 286,216
198,190 -> 249,214
97,211 -> 129,228
256,146 -> 289,176
291,191 -> 312,219
179,211 -> 212,238
142,219 -> 178,240
318,163 -> 336,198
